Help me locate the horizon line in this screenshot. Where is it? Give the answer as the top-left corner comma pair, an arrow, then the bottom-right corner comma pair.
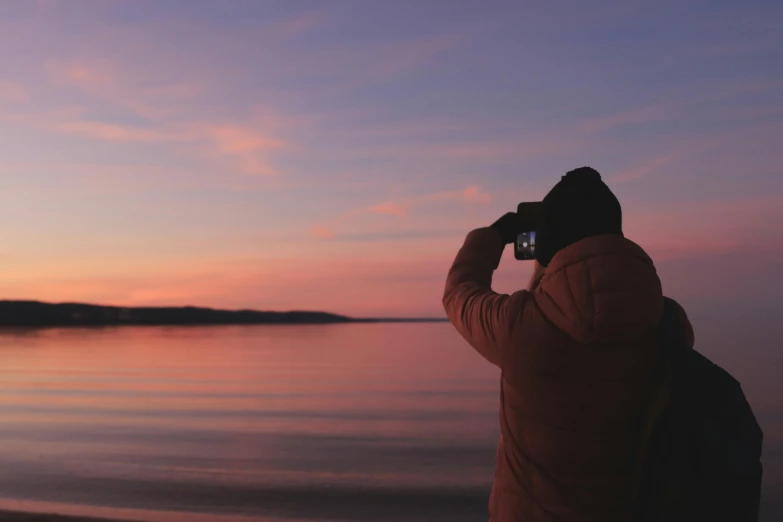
0,298 -> 449,322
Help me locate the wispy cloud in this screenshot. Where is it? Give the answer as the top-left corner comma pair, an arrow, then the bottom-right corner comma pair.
361,33 -> 462,86
263,8 -> 331,41
610,153 -> 681,183
206,125 -> 284,176
425,185 -> 492,204
367,184 -> 491,217
60,63 -> 108,87
576,79 -> 783,136
54,120 -> 181,143
608,134 -> 731,184
34,57 -> 290,176
0,82 -> 29,103
1,0 -> 780,319
1,161 -> 217,196
310,224 -> 336,239
369,200 -> 413,217
310,185 -> 492,239
45,59 -> 205,121
28,112 -> 284,176
356,134 -> 576,163
608,144 -> 703,184
579,102 -> 670,133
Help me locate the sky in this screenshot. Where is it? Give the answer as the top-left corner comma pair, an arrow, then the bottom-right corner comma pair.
0,0 -> 781,318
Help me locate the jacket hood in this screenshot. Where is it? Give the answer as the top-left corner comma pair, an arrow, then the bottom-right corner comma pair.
533,234 -> 663,344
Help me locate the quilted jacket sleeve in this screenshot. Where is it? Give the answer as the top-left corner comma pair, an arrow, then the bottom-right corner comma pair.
442,227 -> 521,367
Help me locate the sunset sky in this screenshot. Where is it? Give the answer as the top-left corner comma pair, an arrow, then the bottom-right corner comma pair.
0,0 -> 781,317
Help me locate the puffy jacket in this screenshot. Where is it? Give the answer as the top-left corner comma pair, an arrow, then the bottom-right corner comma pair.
442,227 -> 694,522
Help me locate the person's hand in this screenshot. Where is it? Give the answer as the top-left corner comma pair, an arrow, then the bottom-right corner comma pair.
490,212 -> 520,244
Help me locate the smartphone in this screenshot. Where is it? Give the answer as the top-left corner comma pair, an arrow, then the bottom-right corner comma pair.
514,202 -> 541,260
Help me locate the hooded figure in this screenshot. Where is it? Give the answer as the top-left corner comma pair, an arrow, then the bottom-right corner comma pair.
442,167 -> 693,522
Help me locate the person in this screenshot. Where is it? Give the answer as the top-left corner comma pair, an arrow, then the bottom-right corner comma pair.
442,167 -> 694,522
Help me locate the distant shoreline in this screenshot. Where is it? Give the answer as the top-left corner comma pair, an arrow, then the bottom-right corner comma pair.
0,300 -> 448,328
0,510 -> 130,522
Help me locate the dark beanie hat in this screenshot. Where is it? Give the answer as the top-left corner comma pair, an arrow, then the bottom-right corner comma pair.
535,167 -> 623,267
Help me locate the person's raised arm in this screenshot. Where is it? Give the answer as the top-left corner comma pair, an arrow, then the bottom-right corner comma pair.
442,213 -> 521,367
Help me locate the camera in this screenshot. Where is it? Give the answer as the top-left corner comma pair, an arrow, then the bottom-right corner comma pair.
514,202 -> 541,260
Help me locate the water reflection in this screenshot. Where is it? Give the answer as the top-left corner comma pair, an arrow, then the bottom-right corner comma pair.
0,324 -> 499,521
0,321 -> 779,521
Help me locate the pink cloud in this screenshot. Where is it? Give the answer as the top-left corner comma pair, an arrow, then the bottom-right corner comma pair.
46,61 -> 124,99
426,185 -> 492,204
62,64 -> 109,87
608,137 -> 723,184
39,58 -> 288,176
40,114 -> 284,176
462,185 -> 492,203
370,200 -> 413,216
54,120 -> 179,143
310,225 -> 336,239
311,184 -> 493,238
610,153 -> 681,183
0,82 -> 29,103
45,59 -> 206,121
209,125 -> 282,153
206,125 -> 284,176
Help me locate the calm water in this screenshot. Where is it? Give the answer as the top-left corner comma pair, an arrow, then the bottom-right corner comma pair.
0,322 -> 779,521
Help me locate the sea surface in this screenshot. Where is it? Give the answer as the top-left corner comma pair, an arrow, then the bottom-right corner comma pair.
0,322 -> 780,521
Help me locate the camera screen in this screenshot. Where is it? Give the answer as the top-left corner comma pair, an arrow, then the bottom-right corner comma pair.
516,231 -> 536,259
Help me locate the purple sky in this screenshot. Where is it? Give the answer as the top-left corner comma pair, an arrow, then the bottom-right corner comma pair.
0,0 -> 781,318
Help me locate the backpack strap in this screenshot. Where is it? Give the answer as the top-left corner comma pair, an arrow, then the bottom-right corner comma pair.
630,297 -> 687,521
630,358 -> 671,515
659,297 -> 690,363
